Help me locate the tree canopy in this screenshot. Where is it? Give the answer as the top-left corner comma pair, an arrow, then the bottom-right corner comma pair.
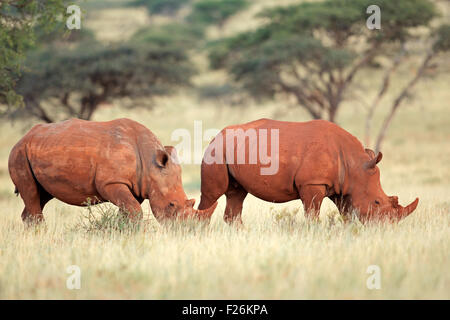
131,22 -> 204,50
187,0 -> 248,29
14,37 -> 195,122
208,0 -> 441,122
131,0 -> 190,16
4,1 -> 199,122
0,0 -> 67,107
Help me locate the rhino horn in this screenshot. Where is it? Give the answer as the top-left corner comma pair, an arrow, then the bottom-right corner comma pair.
194,202 -> 218,220
186,198 -> 196,208
395,198 -> 419,221
179,199 -> 218,220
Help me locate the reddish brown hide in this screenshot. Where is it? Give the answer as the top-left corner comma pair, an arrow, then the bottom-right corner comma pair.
8,118 -> 216,225
198,119 -> 418,224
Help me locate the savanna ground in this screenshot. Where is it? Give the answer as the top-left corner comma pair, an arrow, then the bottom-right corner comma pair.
0,0 -> 449,299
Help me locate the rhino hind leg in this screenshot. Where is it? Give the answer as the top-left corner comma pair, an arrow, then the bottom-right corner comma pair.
20,187 -> 53,226
297,184 -> 327,220
9,148 -> 52,226
330,194 -> 352,222
98,184 -> 143,222
224,180 -> 247,225
19,186 -> 48,226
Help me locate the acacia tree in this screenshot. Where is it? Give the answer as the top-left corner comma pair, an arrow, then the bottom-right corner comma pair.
131,20 -> 204,50
131,0 -> 191,16
0,0 -> 66,108
5,0 -> 196,123
131,0 -> 250,107
370,24 -> 450,151
14,40 -> 195,122
208,0 -> 440,125
187,0 -> 248,30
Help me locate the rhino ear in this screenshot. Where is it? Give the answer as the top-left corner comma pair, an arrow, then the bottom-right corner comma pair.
155,149 -> 169,168
365,151 -> 383,169
365,148 -> 376,159
164,146 -> 180,164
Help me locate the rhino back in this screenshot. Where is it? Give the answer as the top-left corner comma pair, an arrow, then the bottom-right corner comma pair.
19,118 -> 152,205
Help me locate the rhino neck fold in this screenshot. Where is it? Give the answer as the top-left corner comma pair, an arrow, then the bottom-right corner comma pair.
335,149 -> 349,196
135,136 -> 161,200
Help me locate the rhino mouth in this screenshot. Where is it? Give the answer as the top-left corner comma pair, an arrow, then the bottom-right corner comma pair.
359,197 -> 419,223
153,199 -> 218,221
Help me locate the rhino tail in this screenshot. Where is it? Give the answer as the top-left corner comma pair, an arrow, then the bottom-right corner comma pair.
14,186 -> 19,197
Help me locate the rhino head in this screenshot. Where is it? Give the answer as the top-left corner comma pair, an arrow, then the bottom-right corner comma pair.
347,149 -> 418,223
147,146 -> 217,222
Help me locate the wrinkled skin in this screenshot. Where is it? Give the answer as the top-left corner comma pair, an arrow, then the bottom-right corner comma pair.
8,118 -> 216,225
198,119 -> 418,224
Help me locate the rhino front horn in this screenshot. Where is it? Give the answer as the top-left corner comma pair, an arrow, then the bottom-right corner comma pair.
194,202 -> 218,220
179,201 -> 218,220
396,198 -> 419,220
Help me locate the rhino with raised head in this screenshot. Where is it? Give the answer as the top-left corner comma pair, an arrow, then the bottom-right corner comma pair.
8,118 -> 216,225
197,119 -> 418,224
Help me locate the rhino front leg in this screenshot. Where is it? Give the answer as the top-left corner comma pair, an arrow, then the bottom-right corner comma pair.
224,181 -> 247,225
119,197 -> 144,220
298,184 -> 326,220
198,161 -> 229,212
331,194 -> 352,223
98,184 -> 143,222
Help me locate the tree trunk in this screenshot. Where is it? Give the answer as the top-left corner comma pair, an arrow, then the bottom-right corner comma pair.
328,104 -> 338,123
24,95 -> 55,123
374,51 -> 434,153
365,45 -> 406,146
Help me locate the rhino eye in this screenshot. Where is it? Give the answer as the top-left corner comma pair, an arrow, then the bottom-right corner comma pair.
374,200 -> 380,205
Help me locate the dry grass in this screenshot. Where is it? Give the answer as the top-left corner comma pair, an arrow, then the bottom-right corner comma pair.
0,194 -> 448,299
0,0 -> 449,300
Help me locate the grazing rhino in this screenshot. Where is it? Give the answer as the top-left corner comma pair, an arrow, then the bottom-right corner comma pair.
197,118 -> 418,224
9,118 -> 216,225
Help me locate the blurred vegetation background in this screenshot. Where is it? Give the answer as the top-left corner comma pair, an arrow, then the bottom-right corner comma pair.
1,0 -> 449,150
